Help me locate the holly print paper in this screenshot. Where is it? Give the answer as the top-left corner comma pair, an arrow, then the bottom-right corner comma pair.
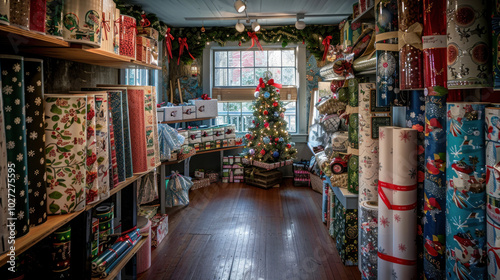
85,95 -> 99,204
108,107 -> 119,188
45,95 -> 87,214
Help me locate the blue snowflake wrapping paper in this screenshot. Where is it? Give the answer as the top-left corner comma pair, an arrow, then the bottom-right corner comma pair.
446,102 -> 487,280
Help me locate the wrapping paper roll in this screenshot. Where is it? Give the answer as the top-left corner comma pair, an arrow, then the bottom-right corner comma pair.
486,141 -> 500,200
46,0 -> 64,37
137,217 -> 152,274
348,155 -> 359,194
95,95 -> 110,200
93,229 -> 141,273
1,55 -> 29,237
446,102 -> 487,279
487,215 -> 500,279
378,127 -> 418,280
113,8 -> 120,54
108,91 -> 127,182
85,95 -> 99,204
0,94 -> 8,254
127,88 -> 148,173
486,107 -> 500,143
120,15 -> 136,59
51,225 -> 71,278
398,0 -> 424,90
322,183 -> 328,223
120,90 -> 133,178
144,88 -> 158,169
488,195 -> 500,225
348,113 -> 359,149
151,88 -> 161,167
30,0 -> 46,33
494,12 -> 500,89
446,0 -> 491,89
423,0 -> 447,88
63,0 -> 102,46
359,201 -> 378,280
0,0 -> 9,24
9,0 -> 29,29
91,217 -> 98,259
24,58 -> 47,227
423,87 -> 448,279
45,94 -> 87,214
108,108 -> 119,187
100,0 -> 115,53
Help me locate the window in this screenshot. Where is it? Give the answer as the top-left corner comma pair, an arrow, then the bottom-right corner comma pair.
214,49 -> 296,87
124,68 -> 159,89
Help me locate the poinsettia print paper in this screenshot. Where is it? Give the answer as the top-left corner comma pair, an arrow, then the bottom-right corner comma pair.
45,95 -> 87,214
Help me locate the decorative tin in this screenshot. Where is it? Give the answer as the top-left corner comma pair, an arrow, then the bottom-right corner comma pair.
62,0 -> 102,47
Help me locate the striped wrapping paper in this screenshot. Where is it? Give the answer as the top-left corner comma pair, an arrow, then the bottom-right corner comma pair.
108,106 -> 119,187
446,102 -> 487,280
107,90 -> 127,182
121,90 -> 133,178
423,86 -> 448,279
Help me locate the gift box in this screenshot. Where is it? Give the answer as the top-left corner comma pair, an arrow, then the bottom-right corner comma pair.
151,214 -> 168,247
188,129 -> 201,144
191,178 -> 211,190
177,129 -> 189,145
137,26 -> 159,40
228,156 -> 234,165
119,15 -> 136,59
136,36 -> 148,62
223,157 -> 229,164
157,107 -> 165,122
151,39 -> 159,66
233,166 -> 244,176
138,205 -> 159,219
224,124 -> 236,139
223,139 -> 228,147
234,156 -> 241,163
222,177 -> 229,183
228,138 -> 236,146
164,106 -> 182,122
182,105 -> 196,119
215,140 -> 221,148
205,171 -> 219,183
145,39 -> 152,64
201,128 -> 214,142
213,126 -> 225,140
188,99 -> 218,118
194,169 -> 205,178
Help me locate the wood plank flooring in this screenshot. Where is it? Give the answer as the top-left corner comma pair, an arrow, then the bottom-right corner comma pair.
139,179 -> 361,280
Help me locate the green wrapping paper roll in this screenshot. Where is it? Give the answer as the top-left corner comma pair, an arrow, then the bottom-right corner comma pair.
349,113 -> 359,149
1,55 -> 29,237
348,155 -> 359,194
24,58 -> 47,227
51,224 -> 71,278
0,93 -> 8,254
45,0 -> 64,37
45,94 -> 87,214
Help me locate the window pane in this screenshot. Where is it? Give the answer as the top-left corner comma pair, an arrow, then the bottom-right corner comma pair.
228,68 -> 241,86
218,102 -> 225,112
215,69 -> 227,86
269,68 -> 282,84
242,102 -> 253,112
215,51 -> 227,67
268,50 -> 281,66
282,68 -> 295,85
287,116 -> 297,132
255,51 -> 267,66
255,68 -> 267,84
242,68 -> 255,86
228,51 -> 241,67
227,102 -> 241,112
282,50 -> 295,67
241,51 -> 254,67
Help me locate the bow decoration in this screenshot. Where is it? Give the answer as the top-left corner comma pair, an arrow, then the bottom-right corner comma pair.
140,13 -> 151,27
114,18 -> 120,35
322,35 -> 333,61
200,94 -> 211,100
165,28 -> 174,62
157,102 -> 166,108
247,32 -> 263,51
101,12 -> 110,41
178,37 -> 195,65
267,78 -> 282,89
255,77 -> 266,92
398,22 -> 423,50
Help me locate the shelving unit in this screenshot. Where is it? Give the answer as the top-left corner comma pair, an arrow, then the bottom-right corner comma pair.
196,145 -> 242,155
159,116 -> 215,124
325,176 -> 358,210
352,6 -> 375,24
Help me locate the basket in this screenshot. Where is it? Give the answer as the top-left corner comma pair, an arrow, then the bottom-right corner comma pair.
310,173 -> 324,194
244,168 -> 283,189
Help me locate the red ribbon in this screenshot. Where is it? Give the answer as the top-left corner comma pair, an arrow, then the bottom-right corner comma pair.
140,14 -> 151,27
178,37 -> 195,65
378,181 -> 417,211
114,18 -> 120,35
157,102 -> 166,108
267,78 -> 282,89
322,35 -> 333,61
201,94 -> 210,100
165,28 -> 174,62
378,252 -> 417,266
101,12 -> 110,41
247,32 -> 263,51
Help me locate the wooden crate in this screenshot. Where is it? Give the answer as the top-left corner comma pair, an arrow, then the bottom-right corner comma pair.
244,168 -> 283,189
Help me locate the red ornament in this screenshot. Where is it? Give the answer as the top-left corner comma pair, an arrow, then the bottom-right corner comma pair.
256,123 -> 259,127
263,110 -> 269,115
286,144 -> 291,148
275,138 -> 279,142
245,133 -> 251,139
260,149 -> 266,155
264,122 -> 269,128
252,120 -> 255,123
273,102 -> 278,107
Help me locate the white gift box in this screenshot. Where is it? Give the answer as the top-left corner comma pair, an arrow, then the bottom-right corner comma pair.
188,129 -> 201,144
213,126 -> 225,140
201,128 -> 214,142
177,130 -> 189,145
156,108 -> 166,122
188,99 -> 218,118
228,138 -> 236,146
224,124 -> 236,139
164,106 -> 183,122
182,105 -> 196,119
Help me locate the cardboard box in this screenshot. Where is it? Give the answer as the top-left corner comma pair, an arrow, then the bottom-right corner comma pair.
191,178 -> 211,190
156,108 -> 165,122
194,169 -> 205,178
188,99 -> 218,118
182,105 -> 196,119
136,36 -> 148,62
151,39 -> 159,66
151,214 -> 168,247
213,126 -> 225,140
164,106 -> 182,122
201,128 -> 214,142
224,124 -> 236,139
177,130 -> 189,145
137,26 -> 159,41
188,129 -> 201,144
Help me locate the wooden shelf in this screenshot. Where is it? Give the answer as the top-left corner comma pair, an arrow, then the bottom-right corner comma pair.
132,60 -> 161,70
0,25 -> 69,47
0,210 -> 83,267
85,174 -> 143,211
196,145 -> 242,155
162,158 -> 186,165
159,117 -> 215,124
352,6 -> 375,24
325,176 -> 358,210
91,237 -> 147,280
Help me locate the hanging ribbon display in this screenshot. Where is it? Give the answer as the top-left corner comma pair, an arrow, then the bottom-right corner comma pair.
165,28 -> 174,62
101,12 -> 110,41
178,37 -> 195,65
322,35 -> 333,61
247,32 -> 263,51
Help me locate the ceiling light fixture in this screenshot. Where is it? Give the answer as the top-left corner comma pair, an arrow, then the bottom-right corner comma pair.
234,0 -> 246,13
251,20 -> 260,32
295,14 -> 305,30
235,20 -> 245,32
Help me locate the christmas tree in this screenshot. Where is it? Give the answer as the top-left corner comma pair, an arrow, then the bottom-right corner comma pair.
244,72 -> 297,163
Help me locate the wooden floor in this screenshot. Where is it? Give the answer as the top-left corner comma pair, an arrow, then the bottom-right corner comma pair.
139,179 -> 361,280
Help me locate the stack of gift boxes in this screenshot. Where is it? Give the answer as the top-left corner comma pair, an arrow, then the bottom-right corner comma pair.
222,156 -> 244,183
157,98 -> 218,122
179,124 -> 243,152
136,27 -> 159,66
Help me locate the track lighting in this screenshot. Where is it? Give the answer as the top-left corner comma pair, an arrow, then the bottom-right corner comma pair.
235,20 -> 245,32
252,21 -> 260,32
234,0 -> 246,13
295,14 -> 305,30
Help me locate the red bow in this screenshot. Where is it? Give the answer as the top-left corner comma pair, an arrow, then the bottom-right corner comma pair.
322,35 -> 333,61
201,94 -> 210,100
178,37 -> 195,65
101,12 -> 110,41
255,77 -> 266,92
157,102 -> 165,108
247,32 -> 263,51
165,28 -> 174,62
267,78 -> 282,89
140,13 -> 151,27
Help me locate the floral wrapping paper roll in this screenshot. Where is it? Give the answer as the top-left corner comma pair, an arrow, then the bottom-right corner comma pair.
29,0 -> 46,33
335,201 -> 358,266
398,0 -> 424,90
1,55 -> 29,237
487,215 -> 500,280
120,90 -> 133,178
143,87 -> 157,170
423,0 -> 447,88
62,0 -> 102,46
108,106 -> 119,187
95,95 -> 109,200
423,87 -> 448,280
0,93 -> 8,254
9,0 -> 29,29
45,0 -> 64,37
24,59 -> 47,227
446,102 -> 487,280
0,0 -> 9,24
127,89 -> 148,173
45,94 -> 86,214
107,91 -> 126,182
120,15 -> 136,59
51,224 -> 71,278
85,95 -> 98,204
359,201 -> 378,280
446,0 -> 491,89
347,155 -> 359,194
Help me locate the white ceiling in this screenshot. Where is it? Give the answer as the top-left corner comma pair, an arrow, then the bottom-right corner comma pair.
130,0 -> 356,27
